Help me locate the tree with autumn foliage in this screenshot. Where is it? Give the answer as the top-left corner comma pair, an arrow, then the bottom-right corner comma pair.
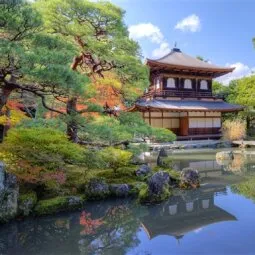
34,0 -> 149,142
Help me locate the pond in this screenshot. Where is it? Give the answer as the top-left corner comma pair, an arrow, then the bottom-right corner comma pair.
1,148 -> 255,255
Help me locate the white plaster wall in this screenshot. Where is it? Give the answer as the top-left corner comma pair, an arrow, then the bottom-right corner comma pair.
150,112 -> 162,117
163,112 -> 180,117
151,118 -> 162,127
206,112 -> 221,117
213,118 -> 221,128
189,112 -> 205,117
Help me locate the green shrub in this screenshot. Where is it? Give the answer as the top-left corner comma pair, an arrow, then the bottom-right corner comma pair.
79,113 -> 176,145
151,127 -> 176,142
99,147 -> 133,173
0,127 -> 86,185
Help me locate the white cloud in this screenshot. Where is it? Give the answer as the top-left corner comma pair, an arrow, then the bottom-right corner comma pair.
216,62 -> 255,85
128,22 -> 171,59
175,14 -> 201,32
152,42 -> 171,58
128,23 -> 164,44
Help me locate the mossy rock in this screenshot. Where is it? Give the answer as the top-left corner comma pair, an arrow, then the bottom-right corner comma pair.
34,196 -> 84,216
85,178 -> 110,200
138,183 -> 171,203
18,191 -> 37,216
138,171 -> 173,204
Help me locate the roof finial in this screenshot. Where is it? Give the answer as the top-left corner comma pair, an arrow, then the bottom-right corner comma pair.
172,42 -> 181,52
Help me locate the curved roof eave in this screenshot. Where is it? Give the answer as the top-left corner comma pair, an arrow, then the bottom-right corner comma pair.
146,59 -> 235,74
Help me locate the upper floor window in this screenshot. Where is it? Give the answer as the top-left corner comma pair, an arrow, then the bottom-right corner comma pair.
155,78 -> 160,89
200,80 -> 208,90
167,78 -> 176,88
184,79 -> 192,89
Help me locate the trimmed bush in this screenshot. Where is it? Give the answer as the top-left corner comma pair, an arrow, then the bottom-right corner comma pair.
99,147 -> 133,173
0,127 -> 86,185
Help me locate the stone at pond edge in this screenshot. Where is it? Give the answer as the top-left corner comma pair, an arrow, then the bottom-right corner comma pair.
18,191 -> 37,216
109,184 -> 131,197
158,148 -> 168,157
85,178 -> 110,200
180,168 -> 200,189
135,164 -> 151,176
139,171 -> 171,203
0,162 -> 19,223
157,148 -> 168,167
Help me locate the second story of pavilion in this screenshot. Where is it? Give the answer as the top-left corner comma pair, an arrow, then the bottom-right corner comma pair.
144,47 -> 234,99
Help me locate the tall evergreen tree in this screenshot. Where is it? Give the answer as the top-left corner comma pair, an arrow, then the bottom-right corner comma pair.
0,0 -> 88,138
35,0 -> 149,142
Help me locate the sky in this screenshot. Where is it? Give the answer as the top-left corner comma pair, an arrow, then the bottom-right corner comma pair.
111,0 -> 255,85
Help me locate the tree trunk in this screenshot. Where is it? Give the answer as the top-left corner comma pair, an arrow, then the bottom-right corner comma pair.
66,54 -> 83,143
66,97 -> 79,143
0,86 -> 16,141
0,86 -> 14,114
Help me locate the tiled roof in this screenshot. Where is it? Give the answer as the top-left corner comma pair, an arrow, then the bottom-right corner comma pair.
135,99 -> 244,112
147,48 -> 234,73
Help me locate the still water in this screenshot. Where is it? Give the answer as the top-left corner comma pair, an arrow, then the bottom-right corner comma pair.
1,149 -> 255,255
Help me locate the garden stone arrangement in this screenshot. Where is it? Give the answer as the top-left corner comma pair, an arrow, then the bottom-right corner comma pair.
0,160 -> 202,222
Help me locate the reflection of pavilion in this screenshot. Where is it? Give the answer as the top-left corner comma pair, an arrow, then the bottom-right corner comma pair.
141,184 -> 237,240
172,158 -> 245,185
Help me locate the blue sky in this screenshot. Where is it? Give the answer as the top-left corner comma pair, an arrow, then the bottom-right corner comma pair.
111,0 -> 255,84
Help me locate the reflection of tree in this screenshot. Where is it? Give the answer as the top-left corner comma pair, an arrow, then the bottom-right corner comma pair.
224,153 -> 245,174
0,201 -> 142,255
80,211 -> 103,235
79,205 -> 141,255
231,175 -> 255,200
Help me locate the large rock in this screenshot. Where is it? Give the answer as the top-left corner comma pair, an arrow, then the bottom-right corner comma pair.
157,148 -> 168,167
109,184 -> 131,197
158,148 -> 168,157
135,164 -> 151,177
139,171 -> 171,203
0,162 -> 19,222
180,168 -> 200,189
148,171 -> 170,195
85,178 -> 110,200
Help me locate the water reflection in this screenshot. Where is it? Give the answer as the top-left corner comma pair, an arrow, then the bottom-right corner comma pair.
0,184 -> 238,255
1,150 -> 255,255
141,184 -> 236,241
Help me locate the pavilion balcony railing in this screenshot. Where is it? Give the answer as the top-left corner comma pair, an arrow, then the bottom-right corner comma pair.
143,90 -> 215,99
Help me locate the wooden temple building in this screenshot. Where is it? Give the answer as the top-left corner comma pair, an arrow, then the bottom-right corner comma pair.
131,47 -> 244,139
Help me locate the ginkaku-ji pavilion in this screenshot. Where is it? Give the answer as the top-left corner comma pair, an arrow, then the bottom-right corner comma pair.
130,47 -> 244,139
